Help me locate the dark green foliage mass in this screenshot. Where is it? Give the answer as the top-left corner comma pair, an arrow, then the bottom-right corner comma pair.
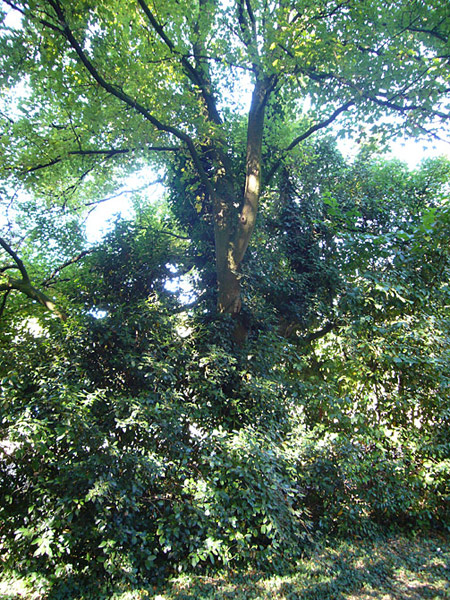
1,143 -> 450,596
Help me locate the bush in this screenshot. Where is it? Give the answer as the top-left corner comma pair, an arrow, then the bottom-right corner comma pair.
0,367 -> 310,590
292,426 -> 450,536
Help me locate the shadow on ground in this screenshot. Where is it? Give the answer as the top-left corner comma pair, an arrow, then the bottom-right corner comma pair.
159,535 -> 450,600
1,534 -> 448,599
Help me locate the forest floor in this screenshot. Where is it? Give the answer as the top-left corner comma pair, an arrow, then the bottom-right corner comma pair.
1,533 -> 449,599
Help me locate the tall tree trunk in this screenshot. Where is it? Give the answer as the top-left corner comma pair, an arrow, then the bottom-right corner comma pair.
213,76 -> 273,340
214,177 -> 242,315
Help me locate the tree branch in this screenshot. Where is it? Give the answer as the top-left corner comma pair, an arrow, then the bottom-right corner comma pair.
233,75 -> 276,265
159,230 -> 191,241
23,146 -> 179,175
0,290 -> 11,320
265,100 -> 354,184
43,0 -> 214,198
42,250 -> 92,287
26,157 -> 62,174
0,235 -> 66,320
366,93 -> 449,120
302,321 -> 338,343
82,176 -> 164,210
280,318 -> 339,340
69,148 -> 131,157
0,236 -> 29,281
236,0 -> 258,60
0,264 -> 19,274
136,0 -> 222,125
3,0 -> 64,33
244,0 -> 257,43
406,25 -> 448,43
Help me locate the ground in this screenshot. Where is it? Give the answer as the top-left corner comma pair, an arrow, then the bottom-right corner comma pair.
1,534 -> 449,599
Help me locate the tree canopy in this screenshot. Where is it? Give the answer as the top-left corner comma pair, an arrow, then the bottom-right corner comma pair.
1,0 -> 449,334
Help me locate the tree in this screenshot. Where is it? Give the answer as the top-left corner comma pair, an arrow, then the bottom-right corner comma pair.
1,148 -> 449,590
1,0 -> 449,337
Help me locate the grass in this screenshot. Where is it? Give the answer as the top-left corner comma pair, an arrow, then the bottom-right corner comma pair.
1,533 -> 449,599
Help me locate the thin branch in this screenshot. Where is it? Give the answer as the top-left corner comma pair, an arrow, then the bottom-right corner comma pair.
136,0 -> 222,125
23,146 -> 180,175
69,148 -> 131,157
44,0 -> 213,198
26,157 -> 62,174
265,100 -> 354,184
0,264 -> 19,274
415,124 -> 450,144
23,149 -> 128,174
159,230 -> 191,241
366,93 -> 449,120
143,145 -> 181,152
285,101 -> 355,152
406,25 -> 448,43
311,1 -> 352,22
3,0 -> 64,33
2,0 -> 26,18
60,161 -> 99,210
42,250 -> 92,287
82,177 -> 164,209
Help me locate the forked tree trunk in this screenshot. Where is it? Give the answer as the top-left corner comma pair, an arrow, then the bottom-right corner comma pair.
212,76 -> 273,341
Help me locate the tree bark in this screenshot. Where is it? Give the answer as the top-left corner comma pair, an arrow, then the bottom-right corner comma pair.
0,237 -> 66,321
214,77 -> 273,324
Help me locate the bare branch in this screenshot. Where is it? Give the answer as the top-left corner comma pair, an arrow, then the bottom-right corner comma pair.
42,250 -> 92,287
